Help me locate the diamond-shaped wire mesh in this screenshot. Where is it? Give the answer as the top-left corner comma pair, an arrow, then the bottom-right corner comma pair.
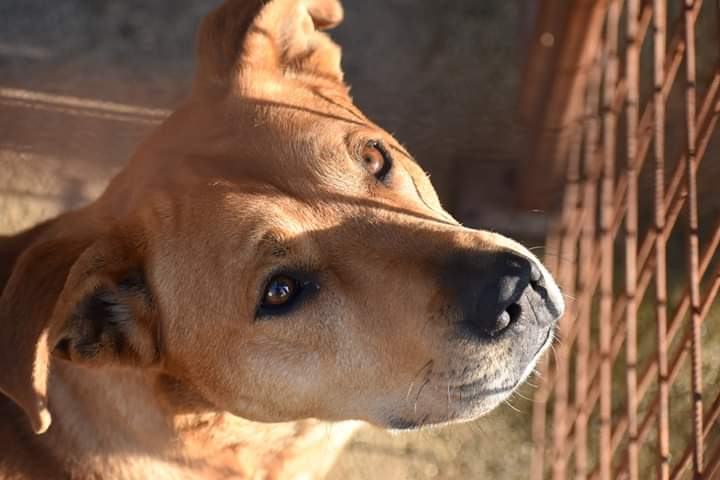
526,1 -> 720,478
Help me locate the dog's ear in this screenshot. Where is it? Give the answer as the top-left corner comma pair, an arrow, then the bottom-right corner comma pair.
0,230 -> 92,434
48,234 -> 159,370
194,0 -> 344,92
0,227 -> 157,434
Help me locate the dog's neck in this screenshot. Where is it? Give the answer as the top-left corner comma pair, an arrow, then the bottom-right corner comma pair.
42,361 -> 357,479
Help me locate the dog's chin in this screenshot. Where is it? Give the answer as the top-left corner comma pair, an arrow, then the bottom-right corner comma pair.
382,325 -> 555,432
384,394 -> 509,432
383,393 -> 517,433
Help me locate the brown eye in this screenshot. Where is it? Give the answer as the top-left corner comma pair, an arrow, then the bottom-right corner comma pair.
257,274 -> 320,318
361,141 -> 392,181
262,275 -> 298,307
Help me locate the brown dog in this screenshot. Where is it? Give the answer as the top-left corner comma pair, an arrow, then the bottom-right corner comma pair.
0,0 -> 564,478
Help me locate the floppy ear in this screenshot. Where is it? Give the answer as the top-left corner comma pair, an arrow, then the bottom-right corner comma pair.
0,229 -> 158,434
0,232 -> 92,434
48,234 -> 159,369
194,0 -> 344,92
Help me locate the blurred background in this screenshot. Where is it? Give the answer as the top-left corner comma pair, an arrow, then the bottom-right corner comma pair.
1,1 -> 718,479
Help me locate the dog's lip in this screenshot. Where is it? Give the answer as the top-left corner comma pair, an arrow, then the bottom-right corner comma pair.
448,383 -> 517,401
448,325 -> 554,395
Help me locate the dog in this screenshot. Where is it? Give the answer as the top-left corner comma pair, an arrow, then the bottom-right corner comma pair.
0,0 -> 564,478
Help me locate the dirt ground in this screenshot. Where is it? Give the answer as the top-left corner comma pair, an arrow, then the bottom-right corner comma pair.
0,1 -> 542,479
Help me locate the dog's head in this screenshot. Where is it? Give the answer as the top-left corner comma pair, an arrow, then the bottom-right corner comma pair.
0,0 -> 563,434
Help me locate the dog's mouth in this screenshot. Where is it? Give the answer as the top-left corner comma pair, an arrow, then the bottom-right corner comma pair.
450,324 -> 554,398
387,322 -> 555,431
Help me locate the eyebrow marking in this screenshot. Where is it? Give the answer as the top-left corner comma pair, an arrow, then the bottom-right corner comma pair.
270,244 -> 289,258
258,231 -> 291,258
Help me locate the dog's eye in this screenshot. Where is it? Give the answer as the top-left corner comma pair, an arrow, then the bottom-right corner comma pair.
257,274 -> 319,317
362,141 -> 392,182
262,275 -> 299,307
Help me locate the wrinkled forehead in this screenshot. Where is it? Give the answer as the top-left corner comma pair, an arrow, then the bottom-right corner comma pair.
233,78 -> 369,143
183,85 -> 430,198
150,191 -> 317,278
185,87 -> 375,178
202,194 -> 508,306
240,76 -> 365,127
163,187 -> 445,261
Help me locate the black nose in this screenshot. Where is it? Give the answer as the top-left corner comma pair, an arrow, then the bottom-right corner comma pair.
441,250 -> 543,339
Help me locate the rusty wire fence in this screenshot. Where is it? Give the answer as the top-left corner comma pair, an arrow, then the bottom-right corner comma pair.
525,0 -> 720,478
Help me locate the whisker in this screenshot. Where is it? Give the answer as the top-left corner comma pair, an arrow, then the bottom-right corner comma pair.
550,344 -> 560,365
406,359 -> 434,401
446,339 -> 452,423
413,378 -> 430,416
446,377 -> 451,423
531,366 -> 544,380
512,389 -> 537,403
539,251 -> 577,265
504,397 -> 524,414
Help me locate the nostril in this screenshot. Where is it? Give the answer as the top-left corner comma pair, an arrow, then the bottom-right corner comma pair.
506,303 -> 522,324
442,250 -> 536,340
485,302 -> 521,338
